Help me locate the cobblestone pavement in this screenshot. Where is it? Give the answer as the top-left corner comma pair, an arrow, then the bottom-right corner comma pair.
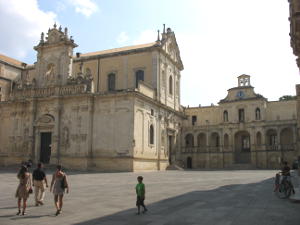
0,169 -> 299,225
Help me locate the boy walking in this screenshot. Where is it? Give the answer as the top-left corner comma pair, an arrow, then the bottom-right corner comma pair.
32,163 -> 48,206
135,176 -> 147,215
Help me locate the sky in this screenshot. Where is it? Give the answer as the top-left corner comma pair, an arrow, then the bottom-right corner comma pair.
0,0 -> 299,106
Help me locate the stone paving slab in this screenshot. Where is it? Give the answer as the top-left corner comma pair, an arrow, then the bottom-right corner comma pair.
0,169 -> 299,225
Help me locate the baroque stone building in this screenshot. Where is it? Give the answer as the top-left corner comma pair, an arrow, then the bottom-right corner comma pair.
180,75 -> 298,169
0,24 -> 298,171
0,24 -> 184,171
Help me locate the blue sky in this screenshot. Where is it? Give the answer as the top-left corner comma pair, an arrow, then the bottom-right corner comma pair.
0,0 -> 299,106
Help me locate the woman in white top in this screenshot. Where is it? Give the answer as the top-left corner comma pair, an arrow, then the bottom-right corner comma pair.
50,165 -> 69,216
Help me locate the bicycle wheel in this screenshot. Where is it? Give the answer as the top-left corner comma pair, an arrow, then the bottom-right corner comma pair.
276,183 -> 287,199
284,182 -> 293,198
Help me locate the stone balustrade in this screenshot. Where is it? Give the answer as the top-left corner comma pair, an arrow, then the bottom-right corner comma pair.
10,84 -> 87,100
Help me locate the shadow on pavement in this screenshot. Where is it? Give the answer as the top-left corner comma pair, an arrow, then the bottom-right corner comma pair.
72,178 -> 300,225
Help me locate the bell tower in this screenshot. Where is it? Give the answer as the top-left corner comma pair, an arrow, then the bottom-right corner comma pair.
238,74 -> 251,87
34,23 -> 78,87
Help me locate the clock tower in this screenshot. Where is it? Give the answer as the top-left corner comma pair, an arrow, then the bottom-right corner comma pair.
34,23 -> 78,88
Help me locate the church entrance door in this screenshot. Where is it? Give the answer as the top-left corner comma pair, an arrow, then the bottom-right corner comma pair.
40,132 -> 52,164
168,135 -> 173,164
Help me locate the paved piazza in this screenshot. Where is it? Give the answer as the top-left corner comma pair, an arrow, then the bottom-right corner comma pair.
0,170 -> 300,225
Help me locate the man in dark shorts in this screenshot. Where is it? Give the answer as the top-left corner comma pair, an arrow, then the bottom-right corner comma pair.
135,176 -> 147,215
32,163 -> 48,206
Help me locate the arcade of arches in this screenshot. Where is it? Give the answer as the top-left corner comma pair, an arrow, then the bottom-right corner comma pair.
181,127 -> 296,169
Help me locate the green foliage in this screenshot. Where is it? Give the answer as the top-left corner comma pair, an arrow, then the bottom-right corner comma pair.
279,95 -> 297,101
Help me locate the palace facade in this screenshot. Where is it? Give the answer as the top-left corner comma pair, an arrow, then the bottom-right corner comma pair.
180,75 -> 298,169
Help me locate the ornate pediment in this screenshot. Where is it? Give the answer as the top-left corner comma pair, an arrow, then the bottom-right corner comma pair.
36,114 -> 55,125
160,28 -> 183,70
34,23 -> 77,50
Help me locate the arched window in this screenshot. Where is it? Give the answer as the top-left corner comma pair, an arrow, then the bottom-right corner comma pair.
135,70 -> 144,88
255,108 -> 261,120
108,73 -> 116,91
223,110 -> 228,122
238,109 -> 245,122
149,124 -> 154,145
185,134 -> 194,147
169,76 -> 173,95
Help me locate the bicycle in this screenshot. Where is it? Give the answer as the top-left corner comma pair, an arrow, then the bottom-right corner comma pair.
274,173 -> 295,199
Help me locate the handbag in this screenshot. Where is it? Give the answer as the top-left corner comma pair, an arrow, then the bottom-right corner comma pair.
60,175 -> 67,189
28,187 -> 33,194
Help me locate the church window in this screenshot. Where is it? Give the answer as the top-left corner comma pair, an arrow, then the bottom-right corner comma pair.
108,73 -> 116,91
149,124 -> 154,145
238,109 -> 245,122
192,115 -> 197,126
223,110 -> 228,122
255,108 -> 261,120
151,109 -> 154,116
176,81 -> 179,95
135,70 -> 144,88
169,76 -> 173,95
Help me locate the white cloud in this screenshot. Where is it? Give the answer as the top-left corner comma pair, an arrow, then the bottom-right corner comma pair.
0,0 -> 56,61
68,0 -> 98,18
133,30 -> 157,45
116,32 -> 129,44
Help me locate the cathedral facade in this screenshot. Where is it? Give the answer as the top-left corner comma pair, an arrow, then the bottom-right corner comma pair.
0,25 -> 298,170
0,25 -> 184,171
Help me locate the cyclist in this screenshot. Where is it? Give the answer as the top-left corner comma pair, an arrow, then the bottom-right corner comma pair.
281,161 -> 295,193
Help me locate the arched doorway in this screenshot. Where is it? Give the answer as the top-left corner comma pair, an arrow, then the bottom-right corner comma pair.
266,129 -> 278,150
185,133 -> 194,147
280,128 -> 294,151
35,114 -> 55,164
210,132 -> 220,151
234,131 -> 251,163
187,157 -> 192,169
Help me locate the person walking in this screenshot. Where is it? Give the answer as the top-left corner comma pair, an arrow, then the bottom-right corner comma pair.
135,176 -> 147,215
50,165 -> 69,216
32,162 -> 48,206
15,165 -> 32,215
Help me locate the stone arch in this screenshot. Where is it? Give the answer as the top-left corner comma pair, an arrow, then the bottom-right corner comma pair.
185,133 -> 194,147
234,130 -> 251,163
210,132 -> 220,151
280,127 -> 293,150
266,129 -> 278,150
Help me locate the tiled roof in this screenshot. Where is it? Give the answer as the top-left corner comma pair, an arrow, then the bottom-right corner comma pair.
0,54 -> 24,67
78,42 -> 157,58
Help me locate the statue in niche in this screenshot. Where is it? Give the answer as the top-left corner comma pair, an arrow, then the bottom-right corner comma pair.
45,63 -> 55,83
